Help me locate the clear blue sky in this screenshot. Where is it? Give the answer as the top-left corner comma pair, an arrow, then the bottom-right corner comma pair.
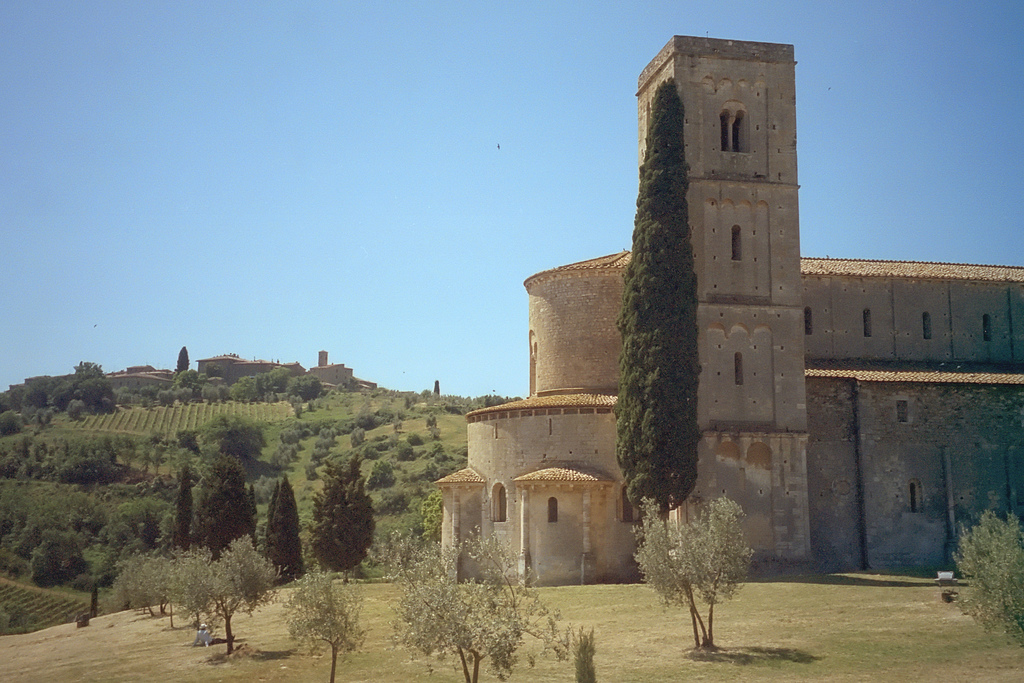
2,1 -> 1022,397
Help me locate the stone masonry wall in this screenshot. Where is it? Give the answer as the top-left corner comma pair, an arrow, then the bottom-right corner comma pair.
527,271 -> 623,395
807,376 -> 1024,570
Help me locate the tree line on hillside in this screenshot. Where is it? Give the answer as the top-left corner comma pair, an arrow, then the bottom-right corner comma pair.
0,390 -> 470,597
111,451 -> 373,654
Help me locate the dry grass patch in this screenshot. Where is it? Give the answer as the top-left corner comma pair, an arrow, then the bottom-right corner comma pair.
2,576 -> 1023,682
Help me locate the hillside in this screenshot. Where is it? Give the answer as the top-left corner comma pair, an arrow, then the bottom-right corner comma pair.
0,386 -> 486,619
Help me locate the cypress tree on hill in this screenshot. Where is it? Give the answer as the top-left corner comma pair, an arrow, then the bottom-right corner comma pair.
193,455 -> 256,559
616,78 -> 701,513
172,463 -> 194,550
311,455 -> 374,572
176,346 -> 189,374
266,475 -> 304,582
264,479 -> 280,550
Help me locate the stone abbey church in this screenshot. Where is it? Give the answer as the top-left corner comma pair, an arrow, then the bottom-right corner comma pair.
438,36 -> 1024,585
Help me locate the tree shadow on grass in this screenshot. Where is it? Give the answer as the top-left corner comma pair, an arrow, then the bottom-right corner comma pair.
205,642 -> 296,665
759,573 -> 929,589
689,646 -> 819,665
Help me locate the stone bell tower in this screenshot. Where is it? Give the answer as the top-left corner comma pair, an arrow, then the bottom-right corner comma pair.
638,37 -> 810,560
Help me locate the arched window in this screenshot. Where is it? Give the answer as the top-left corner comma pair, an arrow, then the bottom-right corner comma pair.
731,225 -> 742,261
734,352 -> 744,386
909,479 -> 922,513
547,497 -> 558,523
493,484 -> 507,523
719,105 -> 748,153
621,487 -> 634,523
922,312 -> 932,340
804,307 -> 813,335
863,309 -> 872,338
983,314 -> 992,342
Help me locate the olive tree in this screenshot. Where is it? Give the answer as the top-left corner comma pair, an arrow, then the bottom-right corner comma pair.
112,553 -> 172,620
388,534 -> 568,683
955,510 -> 1024,647
635,497 -> 752,650
169,547 -> 216,629
170,538 -> 277,654
285,570 -> 365,683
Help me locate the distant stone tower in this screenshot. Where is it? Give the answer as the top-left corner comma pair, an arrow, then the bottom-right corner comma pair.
318,350 -> 328,368
638,37 -> 810,557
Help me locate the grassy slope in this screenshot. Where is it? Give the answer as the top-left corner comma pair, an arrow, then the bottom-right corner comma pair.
1,575 -> 1022,682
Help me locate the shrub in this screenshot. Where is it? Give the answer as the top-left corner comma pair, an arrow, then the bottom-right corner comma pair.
395,442 -> 415,462
406,433 -> 424,447
367,460 -> 395,490
377,489 -> 409,515
31,530 -> 88,587
573,627 -> 597,683
0,411 -> 21,436
956,510 -> 1024,646
67,400 -> 86,421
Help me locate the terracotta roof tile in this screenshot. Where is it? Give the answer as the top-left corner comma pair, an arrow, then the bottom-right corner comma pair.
800,257 -> 1024,283
467,393 -> 617,418
435,468 -> 485,484
524,252 -> 1024,285
524,252 -> 632,287
806,368 -> 1024,385
514,466 -> 613,483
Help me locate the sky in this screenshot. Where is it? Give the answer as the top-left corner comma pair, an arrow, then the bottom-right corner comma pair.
2,1 -> 1022,398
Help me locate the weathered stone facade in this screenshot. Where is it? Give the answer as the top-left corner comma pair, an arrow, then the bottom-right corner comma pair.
439,35 -> 1024,584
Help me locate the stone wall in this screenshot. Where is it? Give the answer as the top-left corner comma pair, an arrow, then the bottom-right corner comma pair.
803,276 -> 1024,365
807,376 -> 1024,570
527,269 -> 623,396
465,408 -> 638,584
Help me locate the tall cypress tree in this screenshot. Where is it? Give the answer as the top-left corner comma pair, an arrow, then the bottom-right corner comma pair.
616,78 -> 700,513
176,346 -> 189,374
247,483 -> 258,544
311,455 -> 374,572
264,479 -> 280,550
172,463 -> 194,550
266,475 -> 304,582
193,455 -> 256,559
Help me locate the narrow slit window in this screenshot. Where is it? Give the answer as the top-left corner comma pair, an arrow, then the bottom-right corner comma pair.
909,479 -> 922,513
720,111 -> 730,151
493,484 -> 507,522
863,309 -> 872,338
547,497 -> 558,523
804,307 -> 813,335
732,110 -> 745,152
731,225 -> 742,261
983,314 -> 992,342
922,312 -> 932,340
734,352 -> 744,386
896,400 -> 908,423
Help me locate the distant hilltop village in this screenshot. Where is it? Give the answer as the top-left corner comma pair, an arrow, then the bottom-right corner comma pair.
95,350 -> 374,392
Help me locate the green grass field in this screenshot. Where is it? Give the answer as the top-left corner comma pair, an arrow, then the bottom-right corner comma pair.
1,574 -> 1022,682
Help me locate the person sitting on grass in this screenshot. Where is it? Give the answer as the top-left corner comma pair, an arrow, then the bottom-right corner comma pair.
192,623 -> 212,647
